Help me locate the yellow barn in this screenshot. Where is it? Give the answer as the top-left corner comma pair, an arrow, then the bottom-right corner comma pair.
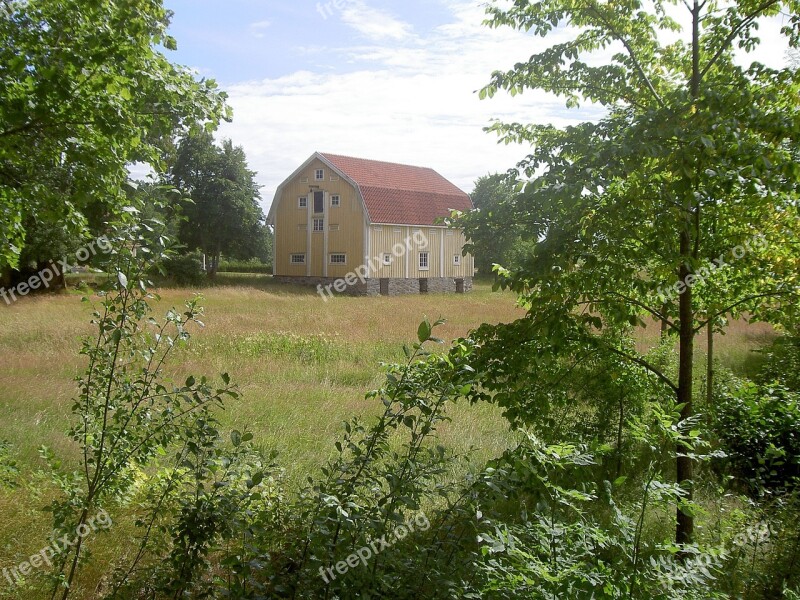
267,152 -> 475,297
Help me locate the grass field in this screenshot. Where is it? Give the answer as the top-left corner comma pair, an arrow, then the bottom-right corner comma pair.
0,275 -> 777,598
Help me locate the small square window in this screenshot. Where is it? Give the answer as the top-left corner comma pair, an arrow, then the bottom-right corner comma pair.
290,254 -> 306,264
330,253 -> 346,264
331,195 -> 340,207
383,254 -> 392,265
419,252 -> 429,270
315,169 -> 324,181
453,254 -> 461,266
313,218 -> 324,232
298,196 -> 307,209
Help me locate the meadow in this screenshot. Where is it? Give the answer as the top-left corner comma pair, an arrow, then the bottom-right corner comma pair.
0,275 -> 776,598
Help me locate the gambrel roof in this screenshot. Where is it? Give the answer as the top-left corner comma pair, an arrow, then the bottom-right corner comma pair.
269,152 -> 473,227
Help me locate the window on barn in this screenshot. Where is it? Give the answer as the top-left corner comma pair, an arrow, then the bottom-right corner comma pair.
298,196 -> 307,209
453,254 -> 461,266
330,254 -> 346,264
383,254 -> 392,265
331,195 -> 340,207
315,169 -> 324,180
314,191 -> 324,213
290,254 -> 306,264
419,252 -> 429,271
313,218 -> 324,232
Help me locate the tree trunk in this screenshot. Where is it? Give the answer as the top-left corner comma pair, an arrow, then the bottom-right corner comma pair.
676,233 -> 695,547
675,0 -> 701,550
661,302 -> 670,337
208,253 -> 219,278
706,322 -> 714,408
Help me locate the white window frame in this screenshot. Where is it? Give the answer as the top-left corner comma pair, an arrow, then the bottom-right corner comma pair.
383,253 -> 392,265
419,252 -> 429,271
329,253 -> 347,265
290,253 -> 306,265
453,254 -> 461,266
313,218 -> 324,232
298,196 -> 307,209
329,224 -> 340,231
331,195 -> 340,207
315,168 -> 324,181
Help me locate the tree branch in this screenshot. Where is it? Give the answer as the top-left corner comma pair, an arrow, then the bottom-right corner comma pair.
694,291 -> 789,332
586,1 -> 666,109
599,342 -> 679,392
698,0 -> 782,81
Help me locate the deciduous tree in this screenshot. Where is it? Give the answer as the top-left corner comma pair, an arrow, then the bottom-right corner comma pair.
170,132 -> 264,277
466,0 -> 800,548
0,0 -> 229,273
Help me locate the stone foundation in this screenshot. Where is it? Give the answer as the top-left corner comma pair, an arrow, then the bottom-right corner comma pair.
273,276 -> 472,297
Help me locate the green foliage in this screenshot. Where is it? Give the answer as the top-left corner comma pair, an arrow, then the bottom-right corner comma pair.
458,0 -> 800,550
218,257 -> 273,274
0,0 -> 229,270
461,173 -> 526,275
714,379 -> 800,497
169,132 -> 265,276
160,252 -> 206,286
263,318 -> 468,598
757,331 -> 800,391
0,439 -> 19,488
42,207 -> 239,599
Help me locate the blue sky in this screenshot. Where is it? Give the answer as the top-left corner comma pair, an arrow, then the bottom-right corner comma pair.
164,1 -> 455,82
158,0 -> 788,212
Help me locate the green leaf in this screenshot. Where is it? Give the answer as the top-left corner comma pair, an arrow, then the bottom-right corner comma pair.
417,319 -> 432,343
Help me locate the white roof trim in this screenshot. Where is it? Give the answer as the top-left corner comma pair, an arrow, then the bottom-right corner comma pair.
267,152 -> 371,225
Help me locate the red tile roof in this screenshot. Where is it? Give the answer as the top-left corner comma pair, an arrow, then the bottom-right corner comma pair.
320,153 -> 473,226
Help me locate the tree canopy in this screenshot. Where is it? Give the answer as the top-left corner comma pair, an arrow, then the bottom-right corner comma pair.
464,173 -> 531,276
457,0 -> 800,547
170,132 -> 265,276
0,0 -> 230,272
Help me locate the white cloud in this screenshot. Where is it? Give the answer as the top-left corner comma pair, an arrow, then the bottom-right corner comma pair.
249,20 -> 272,39
339,1 -> 414,42
217,0 -> 790,214
219,1 -> 599,211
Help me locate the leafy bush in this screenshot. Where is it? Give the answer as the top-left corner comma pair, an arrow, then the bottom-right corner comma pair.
758,331 -> 800,391
714,380 -> 800,496
218,257 -> 272,274
160,251 -> 206,286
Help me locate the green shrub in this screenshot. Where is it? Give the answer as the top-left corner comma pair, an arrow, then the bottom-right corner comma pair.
714,380 -> 800,496
218,257 -> 272,274
160,252 -> 206,286
758,331 -> 800,391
